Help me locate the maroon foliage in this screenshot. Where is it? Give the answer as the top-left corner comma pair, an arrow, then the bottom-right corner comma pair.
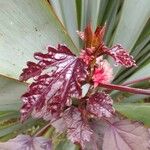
85,119 -> 106,150
103,120 -> 150,150
0,135 -> 52,150
18,23 -> 150,150
87,92 -> 115,118
20,44 -> 87,122
63,107 -> 93,149
105,44 -> 136,68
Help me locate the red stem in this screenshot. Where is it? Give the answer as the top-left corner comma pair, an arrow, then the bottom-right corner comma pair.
99,83 -> 150,95
122,76 -> 150,86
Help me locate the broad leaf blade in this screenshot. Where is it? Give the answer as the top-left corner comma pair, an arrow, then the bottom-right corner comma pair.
114,103 -> 150,126
58,0 -> 79,47
123,63 -> 150,84
0,76 -> 27,111
103,119 -> 150,150
0,0 -> 78,80
113,0 -> 150,50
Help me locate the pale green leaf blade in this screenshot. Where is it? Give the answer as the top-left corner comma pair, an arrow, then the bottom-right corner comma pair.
56,140 -> 78,150
57,0 -> 79,47
49,0 -> 64,25
0,111 -> 19,121
113,0 -> 150,50
122,94 -> 150,103
114,103 -> 150,126
0,0 -> 78,80
81,0 -> 101,30
123,63 -> 150,84
0,76 -> 27,111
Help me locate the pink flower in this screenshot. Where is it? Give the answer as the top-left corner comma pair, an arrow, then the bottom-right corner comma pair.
92,60 -> 113,87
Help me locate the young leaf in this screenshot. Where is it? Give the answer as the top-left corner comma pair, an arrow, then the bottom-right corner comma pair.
63,107 -> 93,149
0,135 -> 52,150
103,120 -> 150,150
20,44 -> 87,122
87,92 -> 115,118
105,44 -> 136,68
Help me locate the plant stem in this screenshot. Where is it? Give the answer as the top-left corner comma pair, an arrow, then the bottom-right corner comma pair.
99,83 -> 150,95
122,76 -> 150,86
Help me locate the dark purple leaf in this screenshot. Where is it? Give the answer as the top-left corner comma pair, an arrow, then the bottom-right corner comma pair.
103,119 -> 150,150
85,119 -> 106,150
63,107 -> 93,149
105,44 -> 136,68
20,44 -> 87,122
87,92 -> 115,118
51,117 -> 67,133
19,61 -> 43,81
0,135 -> 52,150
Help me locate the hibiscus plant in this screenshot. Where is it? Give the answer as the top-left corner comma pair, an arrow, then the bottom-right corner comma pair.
0,0 -> 150,150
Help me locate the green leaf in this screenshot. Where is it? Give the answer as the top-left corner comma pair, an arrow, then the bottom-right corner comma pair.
114,55 -> 150,84
80,0 -> 101,30
0,76 -> 27,111
75,0 -> 82,30
114,103 -> 150,127
112,0 -> 150,75
57,0 -> 79,47
0,118 -> 41,141
0,0 -> 78,80
50,0 -> 79,47
49,0 -> 64,25
86,0 -> 101,29
97,0 -> 109,25
56,140 -> 78,150
123,63 -> 150,84
113,0 -> 150,50
0,111 -> 19,121
122,94 -> 149,103
104,0 -> 121,45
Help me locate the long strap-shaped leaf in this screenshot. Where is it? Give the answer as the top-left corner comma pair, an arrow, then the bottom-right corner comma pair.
114,103 -> 150,127
113,0 -> 150,50
0,76 -> 26,111
0,0 -> 78,80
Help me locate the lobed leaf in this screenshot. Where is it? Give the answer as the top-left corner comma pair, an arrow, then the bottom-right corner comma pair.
63,107 -> 92,149
103,119 -> 150,150
87,92 -> 114,118
20,44 -> 87,122
0,135 -> 52,150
